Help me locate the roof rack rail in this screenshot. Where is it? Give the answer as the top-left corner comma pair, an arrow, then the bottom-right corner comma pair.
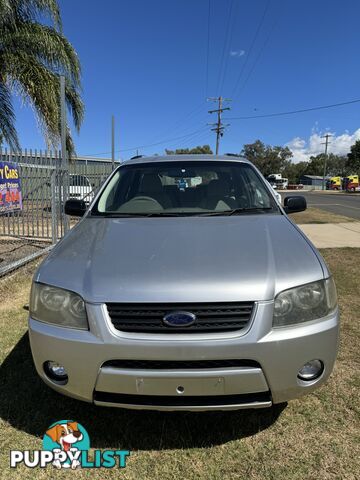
224,153 -> 241,157
130,154 -> 144,160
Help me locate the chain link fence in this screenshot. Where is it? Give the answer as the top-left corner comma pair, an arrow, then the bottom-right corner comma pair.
0,149 -> 113,276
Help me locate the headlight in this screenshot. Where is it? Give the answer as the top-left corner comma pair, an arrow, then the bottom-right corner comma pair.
273,277 -> 337,327
30,283 -> 88,330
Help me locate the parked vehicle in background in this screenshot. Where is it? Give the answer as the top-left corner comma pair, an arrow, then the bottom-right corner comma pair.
55,174 -> 94,205
344,175 -> 359,192
69,174 -> 94,203
266,180 -> 282,203
267,173 -> 289,190
29,155 -> 339,412
327,176 -> 342,190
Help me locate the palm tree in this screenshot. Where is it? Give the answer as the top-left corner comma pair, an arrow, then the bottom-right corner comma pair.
0,0 -> 83,153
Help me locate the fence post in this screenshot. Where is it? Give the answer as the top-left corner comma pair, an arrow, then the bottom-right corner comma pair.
60,75 -> 70,233
50,170 -> 57,244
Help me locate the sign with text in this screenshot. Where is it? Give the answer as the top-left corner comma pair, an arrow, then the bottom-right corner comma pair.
0,162 -> 22,213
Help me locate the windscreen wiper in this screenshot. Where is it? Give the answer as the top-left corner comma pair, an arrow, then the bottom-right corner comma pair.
91,212 -> 182,218
143,212 -> 183,217
227,207 -> 274,215
200,207 -> 274,216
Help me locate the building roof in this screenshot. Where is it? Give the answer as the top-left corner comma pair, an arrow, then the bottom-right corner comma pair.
75,156 -> 117,164
300,175 -> 329,180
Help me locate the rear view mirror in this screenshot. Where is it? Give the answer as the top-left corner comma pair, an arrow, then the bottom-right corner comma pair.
284,196 -> 307,214
64,199 -> 86,217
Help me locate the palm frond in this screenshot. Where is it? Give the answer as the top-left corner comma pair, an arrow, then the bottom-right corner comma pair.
0,0 -> 83,154
0,1 -> 12,21
0,81 -> 20,149
3,51 -> 83,154
1,0 -> 61,30
65,80 -> 84,132
1,21 -> 81,85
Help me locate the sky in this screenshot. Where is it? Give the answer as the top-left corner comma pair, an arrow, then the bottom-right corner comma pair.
12,0 -> 360,162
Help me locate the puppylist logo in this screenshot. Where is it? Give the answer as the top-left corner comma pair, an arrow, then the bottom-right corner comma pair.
10,420 -> 130,470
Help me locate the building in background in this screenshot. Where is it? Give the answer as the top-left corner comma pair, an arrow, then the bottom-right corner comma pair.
299,175 -> 330,189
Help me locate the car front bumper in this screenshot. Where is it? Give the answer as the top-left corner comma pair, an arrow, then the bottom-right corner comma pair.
28,302 -> 339,411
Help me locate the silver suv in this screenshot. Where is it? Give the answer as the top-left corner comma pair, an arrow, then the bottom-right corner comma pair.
29,155 -> 339,411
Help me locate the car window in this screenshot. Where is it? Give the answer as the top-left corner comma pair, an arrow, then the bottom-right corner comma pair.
93,161 -> 278,216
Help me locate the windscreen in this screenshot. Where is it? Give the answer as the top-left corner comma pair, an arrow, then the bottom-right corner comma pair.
92,161 -> 278,216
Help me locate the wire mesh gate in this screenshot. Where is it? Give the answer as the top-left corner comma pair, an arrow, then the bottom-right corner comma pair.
0,149 -> 113,276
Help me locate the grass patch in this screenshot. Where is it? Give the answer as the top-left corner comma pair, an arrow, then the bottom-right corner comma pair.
1,252 -> 359,479
289,207 -> 356,224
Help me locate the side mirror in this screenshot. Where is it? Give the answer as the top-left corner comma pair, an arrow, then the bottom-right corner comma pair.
284,195 -> 307,214
64,199 -> 86,217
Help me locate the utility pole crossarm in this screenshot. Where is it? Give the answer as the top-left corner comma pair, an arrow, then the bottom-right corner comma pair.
208,107 -> 231,114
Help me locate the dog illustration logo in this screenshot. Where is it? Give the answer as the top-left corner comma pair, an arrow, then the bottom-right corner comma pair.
43,420 -> 90,469
11,419 -> 129,469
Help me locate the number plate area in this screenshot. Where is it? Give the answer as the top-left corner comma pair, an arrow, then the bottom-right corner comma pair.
95,367 -> 269,396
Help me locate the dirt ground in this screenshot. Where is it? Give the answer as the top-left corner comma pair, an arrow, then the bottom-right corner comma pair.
0,238 -> 50,272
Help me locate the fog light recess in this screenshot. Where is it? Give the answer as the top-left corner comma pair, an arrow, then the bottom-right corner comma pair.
298,360 -> 324,381
44,361 -> 68,384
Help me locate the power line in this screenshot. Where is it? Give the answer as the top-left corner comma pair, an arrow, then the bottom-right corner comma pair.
149,102 -> 205,141
215,0 -> 234,96
205,0 -> 211,98
165,128 -> 213,151
235,17 -> 278,99
126,127 -> 212,156
82,126 -> 209,157
226,98 -> 360,120
231,0 -> 271,99
218,0 -> 239,95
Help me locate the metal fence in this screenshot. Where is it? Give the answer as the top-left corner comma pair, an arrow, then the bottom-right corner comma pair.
0,149 -> 113,276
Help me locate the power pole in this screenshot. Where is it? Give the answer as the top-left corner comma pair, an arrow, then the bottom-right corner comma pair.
207,96 -> 231,154
111,115 -> 115,170
321,133 -> 332,190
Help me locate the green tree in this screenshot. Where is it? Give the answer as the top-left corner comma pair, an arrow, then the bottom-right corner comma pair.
282,161 -> 309,184
306,154 -> 325,176
165,145 -> 213,155
346,140 -> 360,173
0,0 -> 83,153
327,154 -> 349,176
306,153 -> 349,177
241,140 -> 293,177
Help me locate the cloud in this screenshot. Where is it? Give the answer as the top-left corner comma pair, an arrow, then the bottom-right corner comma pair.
286,128 -> 360,163
230,50 -> 245,57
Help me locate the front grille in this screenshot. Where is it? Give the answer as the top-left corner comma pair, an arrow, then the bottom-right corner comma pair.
102,359 -> 261,369
93,391 -> 271,407
106,302 -> 254,333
